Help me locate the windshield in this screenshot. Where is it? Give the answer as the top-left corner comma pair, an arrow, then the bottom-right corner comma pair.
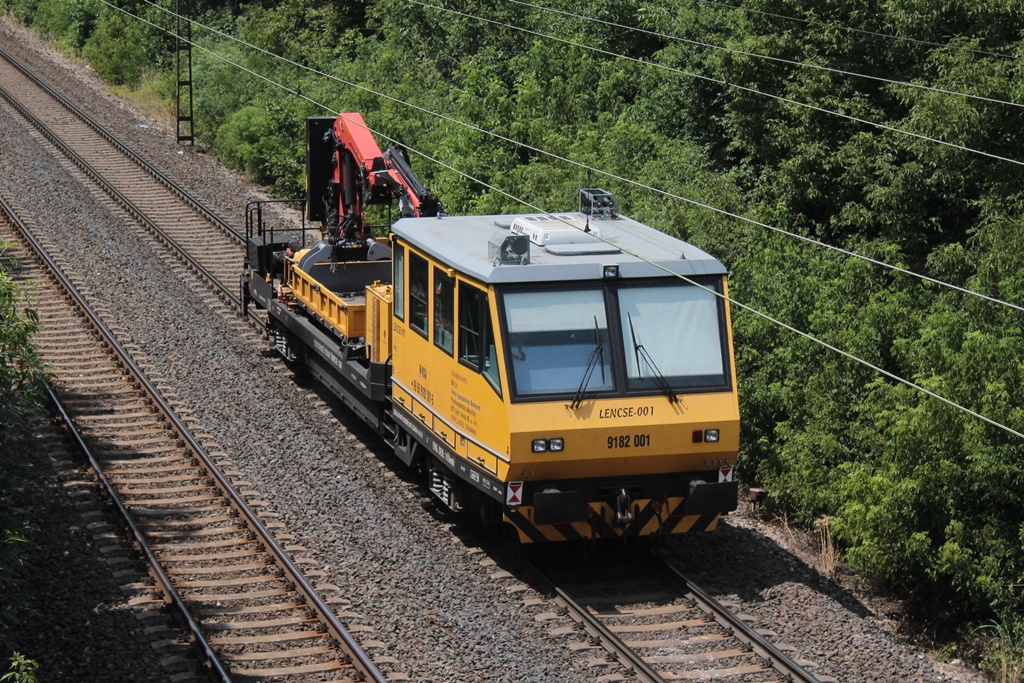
619,283 -> 725,391
501,280 -> 728,400
503,289 -> 615,397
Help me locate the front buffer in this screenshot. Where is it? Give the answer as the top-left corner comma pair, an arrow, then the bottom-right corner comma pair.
502,470 -> 738,543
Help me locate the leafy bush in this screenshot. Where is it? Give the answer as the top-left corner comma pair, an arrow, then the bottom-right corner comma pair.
213,102 -> 304,193
0,653 -> 38,683
0,0 -> 40,25
26,0 -> 98,49
81,8 -> 157,85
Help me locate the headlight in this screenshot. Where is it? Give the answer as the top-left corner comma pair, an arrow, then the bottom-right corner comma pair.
704,429 -> 720,442
548,438 -> 564,451
532,439 -> 548,452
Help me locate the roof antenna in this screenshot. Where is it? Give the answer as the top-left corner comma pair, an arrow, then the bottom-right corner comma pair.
584,170 -> 592,233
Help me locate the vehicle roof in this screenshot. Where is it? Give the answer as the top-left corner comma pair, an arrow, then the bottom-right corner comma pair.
390,211 -> 727,285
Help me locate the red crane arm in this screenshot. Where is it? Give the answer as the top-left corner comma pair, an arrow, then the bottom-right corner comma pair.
330,113 -> 442,242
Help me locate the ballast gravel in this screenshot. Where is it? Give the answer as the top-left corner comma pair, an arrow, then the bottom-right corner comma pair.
0,16 -> 989,682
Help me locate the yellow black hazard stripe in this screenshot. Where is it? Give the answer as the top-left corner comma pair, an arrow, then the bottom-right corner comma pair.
504,497 -> 721,543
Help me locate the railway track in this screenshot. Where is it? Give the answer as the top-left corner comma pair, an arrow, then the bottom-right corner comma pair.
0,45 -> 254,306
531,549 -> 828,682
0,195 -> 384,680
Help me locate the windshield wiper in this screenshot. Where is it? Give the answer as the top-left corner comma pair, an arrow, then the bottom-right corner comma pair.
627,313 -> 679,404
571,317 -> 605,409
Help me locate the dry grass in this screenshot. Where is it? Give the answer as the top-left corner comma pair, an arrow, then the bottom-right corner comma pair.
998,661 -> 1023,683
109,73 -> 174,127
814,516 -> 838,577
779,513 -> 797,547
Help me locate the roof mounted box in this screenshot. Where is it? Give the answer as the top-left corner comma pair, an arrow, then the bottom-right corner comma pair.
579,188 -> 619,219
488,230 -> 530,265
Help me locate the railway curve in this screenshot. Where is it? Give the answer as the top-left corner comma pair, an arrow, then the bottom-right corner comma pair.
1,194 -> 385,681
0,45 -> 246,306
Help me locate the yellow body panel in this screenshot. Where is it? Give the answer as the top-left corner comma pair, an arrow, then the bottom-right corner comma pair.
391,249 -> 510,475
392,333 -> 510,477
366,283 -> 392,364
285,257 -> 367,339
506,393 -> 739,481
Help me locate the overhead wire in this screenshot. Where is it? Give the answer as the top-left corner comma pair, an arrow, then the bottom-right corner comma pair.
124,0 -> 1024,317
96,0 -> 1024,439
116,0 -> 1024,318
411,0 -> 1024,170
701,0 -> 1023,61
508,0 -> 1024,111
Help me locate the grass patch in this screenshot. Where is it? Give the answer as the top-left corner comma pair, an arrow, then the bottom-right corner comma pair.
107,70 -> 174,127
976,620 -> 1024,683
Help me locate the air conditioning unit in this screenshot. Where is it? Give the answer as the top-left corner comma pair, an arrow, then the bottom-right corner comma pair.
510,216 -> 600,246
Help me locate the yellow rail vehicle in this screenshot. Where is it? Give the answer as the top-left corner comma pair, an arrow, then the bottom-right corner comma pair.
242,115 -> 739,542
386,208 -> 740,542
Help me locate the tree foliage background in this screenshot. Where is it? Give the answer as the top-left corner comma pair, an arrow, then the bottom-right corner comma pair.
4,0 -> 1024,666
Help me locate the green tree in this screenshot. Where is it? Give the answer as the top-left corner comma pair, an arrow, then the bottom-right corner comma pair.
81,4 -> 164,85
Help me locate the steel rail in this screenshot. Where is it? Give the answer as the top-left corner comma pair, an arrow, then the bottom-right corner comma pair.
660,561 -> 820,683
0,193 -> 387,683
531,549 -> 821,682
551,584 -> 666,683
2,194 -> 229,681
0,44 -> 243,244
44,384 -> 232,683
0,76 -> 241,307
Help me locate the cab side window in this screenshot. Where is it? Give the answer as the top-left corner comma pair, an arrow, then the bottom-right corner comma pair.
393,244 -> 405,321
459,282 -> 483,369
433,268 -> 454,354
458,282 -> 501,396
409,252 -> 429,337
483,316 -> 500,393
